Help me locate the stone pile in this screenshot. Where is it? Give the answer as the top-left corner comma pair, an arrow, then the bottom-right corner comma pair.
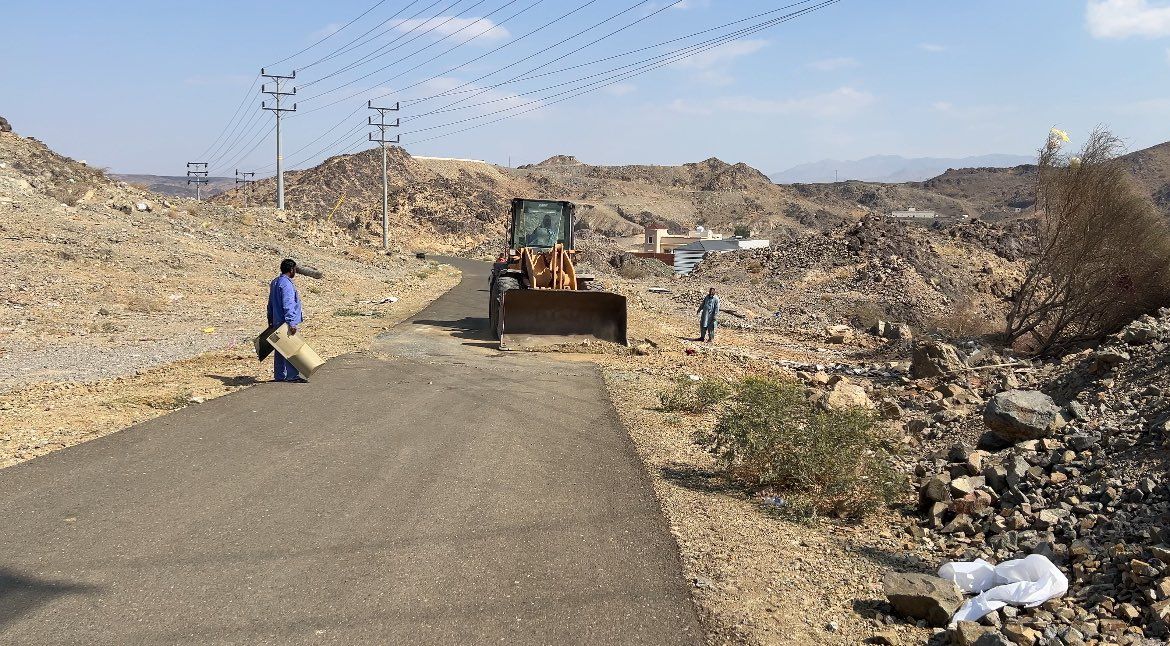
901,309 -> 1170,644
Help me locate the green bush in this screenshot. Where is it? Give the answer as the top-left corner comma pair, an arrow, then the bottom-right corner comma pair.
658,376 -> 731,413
701,375 -> 904,520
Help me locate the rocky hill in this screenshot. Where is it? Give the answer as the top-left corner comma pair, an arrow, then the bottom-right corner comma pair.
0,127 -> 453,467
214,147 -> 877,252
113,174 -> 236,199
770,141 -> 1170,222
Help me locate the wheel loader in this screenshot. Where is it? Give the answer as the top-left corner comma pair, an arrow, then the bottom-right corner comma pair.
489,198 -> 627,349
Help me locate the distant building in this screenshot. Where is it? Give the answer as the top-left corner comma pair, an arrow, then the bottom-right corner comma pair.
643,225 -> 724,254
889,207 -> 937,219
674,238 -> 771,275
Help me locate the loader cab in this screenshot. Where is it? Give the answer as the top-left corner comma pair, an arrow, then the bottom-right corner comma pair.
509,198 -> 574,252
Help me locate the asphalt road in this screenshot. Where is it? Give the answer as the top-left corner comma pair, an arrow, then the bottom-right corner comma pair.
0,258 -> 701,645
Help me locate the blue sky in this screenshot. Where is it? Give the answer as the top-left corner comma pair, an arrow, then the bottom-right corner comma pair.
1,0 -> 1168,176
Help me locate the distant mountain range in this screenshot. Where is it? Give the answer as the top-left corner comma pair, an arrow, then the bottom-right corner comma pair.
769,154 -> 1036,184
113,174 -> 236,198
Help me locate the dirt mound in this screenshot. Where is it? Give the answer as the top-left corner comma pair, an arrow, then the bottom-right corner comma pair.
214,145 -> 529,253
521,154 -> 581,168
688,215 -> 1026,334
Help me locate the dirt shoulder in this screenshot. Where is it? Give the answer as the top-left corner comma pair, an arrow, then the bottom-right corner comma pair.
0,266 -> 459,470
577,270 -> 938,645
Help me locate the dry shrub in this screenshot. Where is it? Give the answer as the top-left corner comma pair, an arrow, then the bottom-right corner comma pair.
845,300 -> 891,330
50,184 -> 88,206
700,375 -> 904,520
930,296 -> 999,339
1007,129 -> 1170,354
658,376 -> 731,413
123,294 -> 163,313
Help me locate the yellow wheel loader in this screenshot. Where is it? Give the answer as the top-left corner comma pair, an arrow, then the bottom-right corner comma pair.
489,198 -> 628,349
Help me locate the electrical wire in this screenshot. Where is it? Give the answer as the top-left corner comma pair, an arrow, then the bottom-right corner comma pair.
267,0 -> 390,69
403,0 -> 842,145
192,75 -> 259,162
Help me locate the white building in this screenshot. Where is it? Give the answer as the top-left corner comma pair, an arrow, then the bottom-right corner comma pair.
673,238 -> 771,275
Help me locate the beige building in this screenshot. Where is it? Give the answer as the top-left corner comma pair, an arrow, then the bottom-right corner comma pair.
643,225 -> 724,254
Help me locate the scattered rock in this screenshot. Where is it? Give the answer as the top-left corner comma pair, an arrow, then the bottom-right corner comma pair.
911,341 -> 966,379
882,572 -> 964,627
983,390 -> 1063,443
819,377 -> 875,410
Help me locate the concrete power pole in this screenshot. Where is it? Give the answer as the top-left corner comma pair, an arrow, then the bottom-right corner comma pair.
367,100 -> 400,252
235,170 -> 255,208
261,68 -> 296,210
186,162 -> 208,200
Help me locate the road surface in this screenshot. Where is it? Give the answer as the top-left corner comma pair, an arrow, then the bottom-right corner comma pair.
0,258 -> 701,645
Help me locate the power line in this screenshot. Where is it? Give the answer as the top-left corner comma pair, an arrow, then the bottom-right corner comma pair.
301,0 -> 523,96
261,69 -> 297,209
402,0 -> 842,144
186,162 -> 209,201
194,75 -> 260,161
399,0 -> 677,120
205,105 -> 267,170
296,0 -> 591,119
212,124 -> 274,177
402,0 -> 816,117
235,170 -> 256,207
299,0 -> 434,72
275,0 -> 836,173
267,0 -> 391,68
276,0 -> 600,169
368,101 -> 401,250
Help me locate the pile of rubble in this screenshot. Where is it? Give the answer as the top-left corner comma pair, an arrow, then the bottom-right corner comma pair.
891,309 -> 1170,644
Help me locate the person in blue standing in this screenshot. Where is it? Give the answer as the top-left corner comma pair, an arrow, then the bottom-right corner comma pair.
697,287 -> 720,343
268,258 -> 306,383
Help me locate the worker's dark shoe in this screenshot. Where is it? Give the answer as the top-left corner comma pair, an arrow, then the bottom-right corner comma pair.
288,377 -> 310,383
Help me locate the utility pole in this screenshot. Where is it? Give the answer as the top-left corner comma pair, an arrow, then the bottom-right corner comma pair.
235,169 -> 255,208
186,162 -> 208,200
367,100 -> 400,251
261,68 -> 296,210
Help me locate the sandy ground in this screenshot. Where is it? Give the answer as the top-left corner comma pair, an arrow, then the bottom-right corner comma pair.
583,275 -> 939,646
0,266 -> 459,470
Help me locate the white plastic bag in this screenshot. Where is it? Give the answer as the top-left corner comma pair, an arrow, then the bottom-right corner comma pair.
938,554 -> 1068,625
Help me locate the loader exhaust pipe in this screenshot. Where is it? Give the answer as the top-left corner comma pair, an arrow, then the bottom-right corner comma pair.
500,290 -> 628,349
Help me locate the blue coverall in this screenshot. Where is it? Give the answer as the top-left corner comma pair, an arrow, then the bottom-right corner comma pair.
698,294 -> 720,342
267,274 -> 304,381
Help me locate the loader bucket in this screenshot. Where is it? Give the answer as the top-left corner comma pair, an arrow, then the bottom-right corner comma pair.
500,289 -> 628,349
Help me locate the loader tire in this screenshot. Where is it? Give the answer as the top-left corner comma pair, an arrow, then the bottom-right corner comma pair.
491,275 -> 521,339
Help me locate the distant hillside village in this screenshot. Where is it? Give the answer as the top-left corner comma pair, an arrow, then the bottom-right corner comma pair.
630,224 -> 770,275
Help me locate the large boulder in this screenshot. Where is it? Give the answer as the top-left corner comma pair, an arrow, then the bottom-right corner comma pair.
882,572 -> 964,627
818,377 -> 875,411
910,341 -> 965,379
0,115 -> 11,133
983,390 -> 1064,443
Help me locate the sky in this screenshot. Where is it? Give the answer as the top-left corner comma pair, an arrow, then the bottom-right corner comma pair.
1,0 -> 1169,177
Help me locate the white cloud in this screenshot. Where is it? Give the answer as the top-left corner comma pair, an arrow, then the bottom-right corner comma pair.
394,16 -> 510,42
310,22 -> 344,41
1086,0 -> 1170,38
931,101 -> 1014,120
668,87 -> 875,119
808,56 -> 859,71
672,39 -> 768,70
603,83 -> 638,96
919,43 -> 947,52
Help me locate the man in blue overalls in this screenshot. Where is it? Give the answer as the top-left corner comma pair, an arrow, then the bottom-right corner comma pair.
268,258 -> 306,383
